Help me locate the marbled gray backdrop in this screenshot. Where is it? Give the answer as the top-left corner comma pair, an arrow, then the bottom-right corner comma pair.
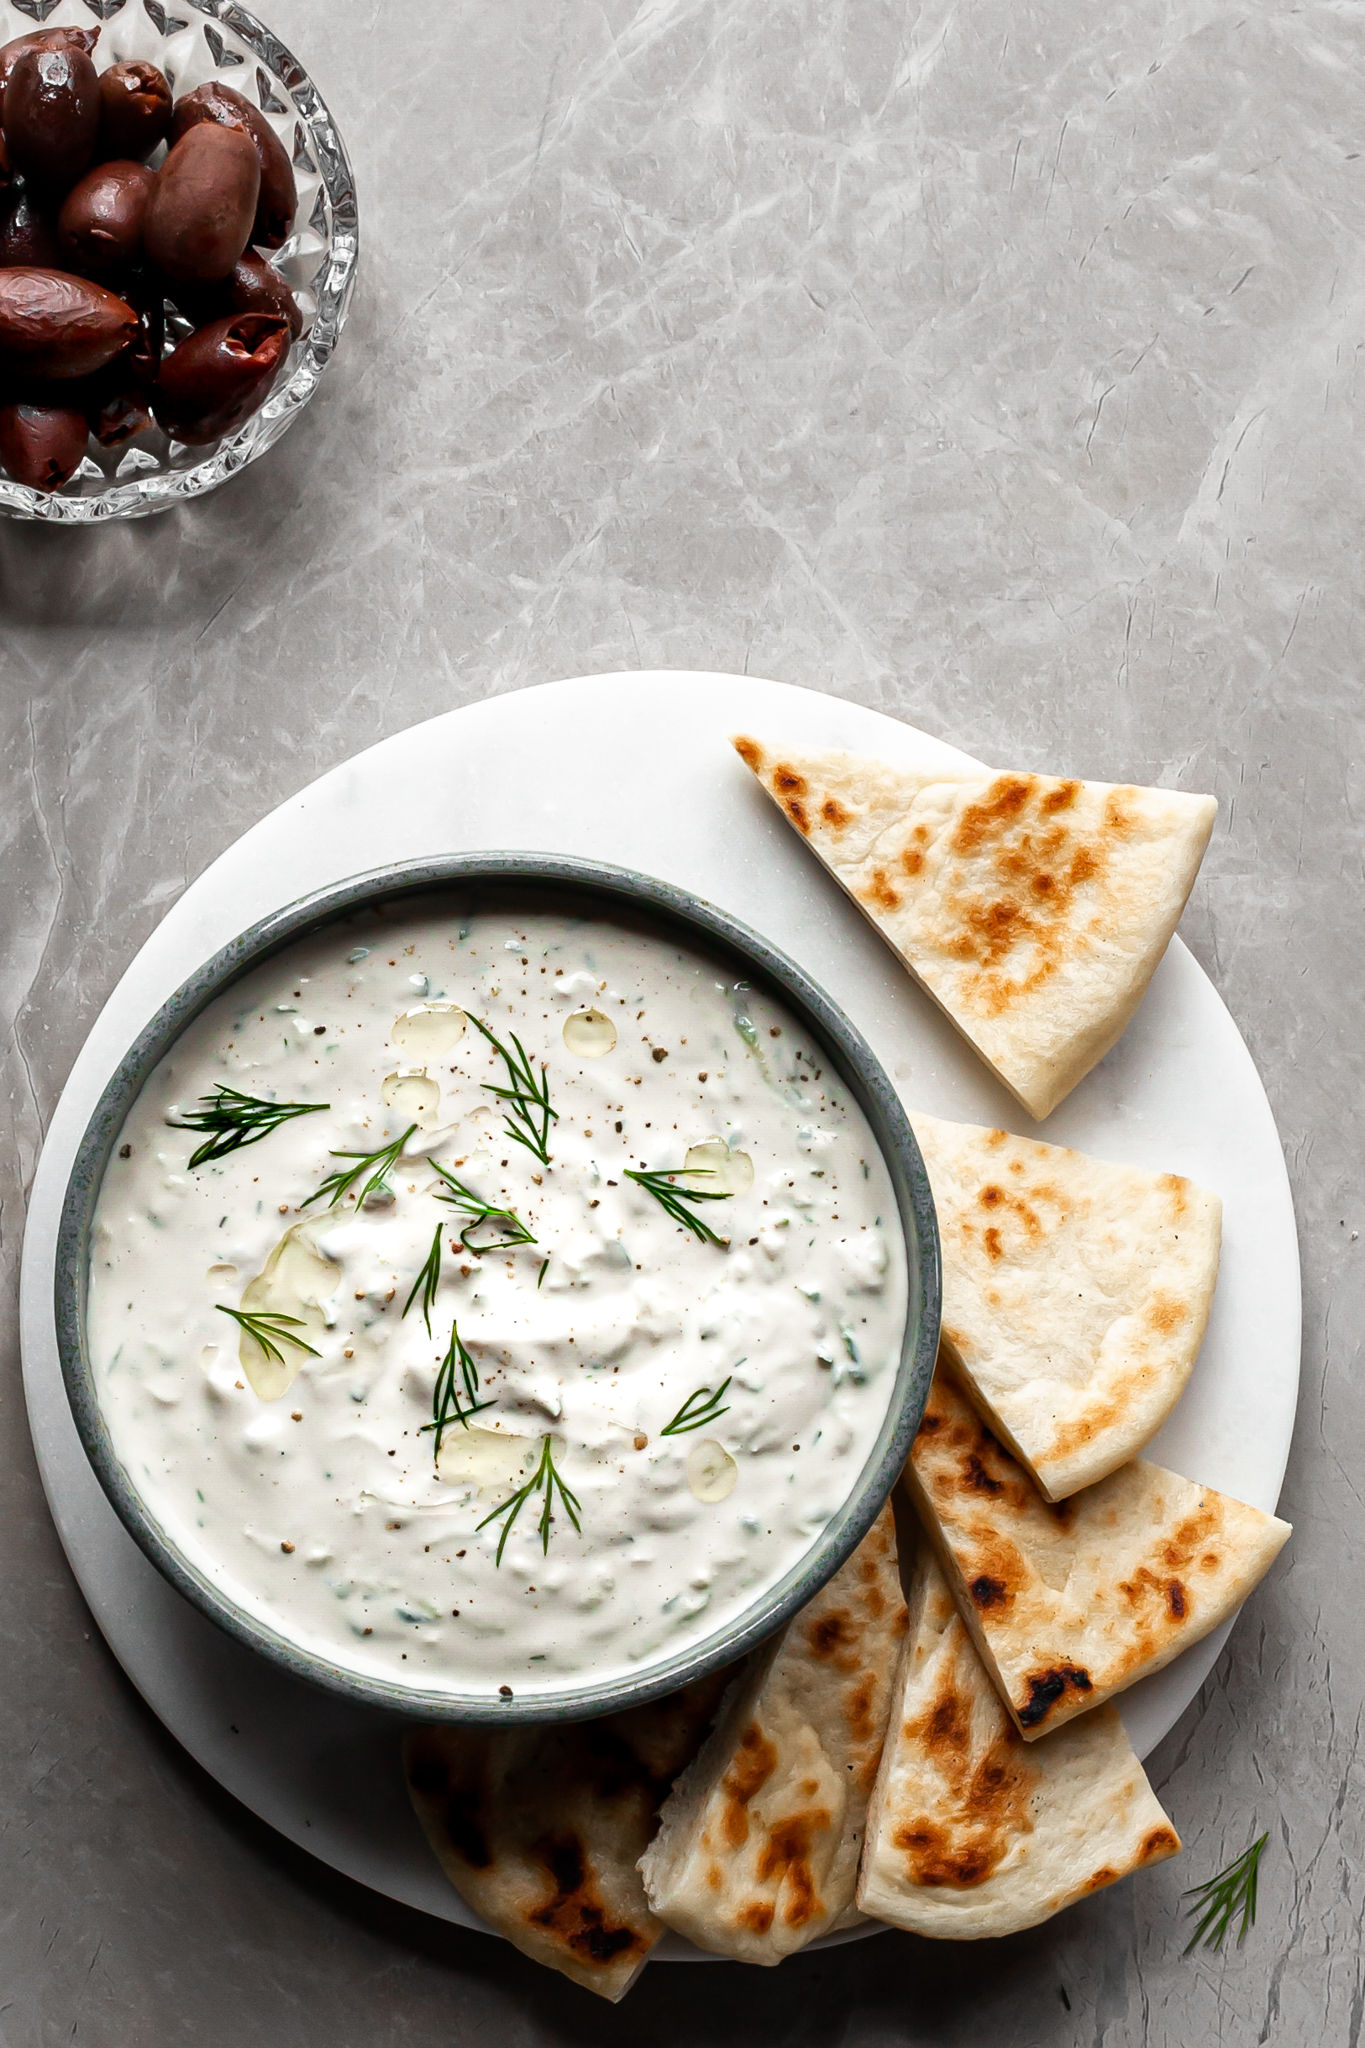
1,1 -> 1358,2041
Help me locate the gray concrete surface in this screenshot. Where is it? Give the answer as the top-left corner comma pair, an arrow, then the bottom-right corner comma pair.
2,1 -> 1359,2040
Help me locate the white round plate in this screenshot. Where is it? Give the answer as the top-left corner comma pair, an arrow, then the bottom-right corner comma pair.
20,673 -> 1299,1956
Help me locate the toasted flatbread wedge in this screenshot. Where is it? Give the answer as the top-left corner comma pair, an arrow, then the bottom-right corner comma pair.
912,1112 -> 1222,1499
732,736 -> 1216,1121
857,1546 -> 1181,1937
640,1505 -> 906,1964
907,1365 -> 1290,1739
404,1670 -> 729,2001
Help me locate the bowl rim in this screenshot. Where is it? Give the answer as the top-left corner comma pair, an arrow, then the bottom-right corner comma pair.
56,852 -> 941,1723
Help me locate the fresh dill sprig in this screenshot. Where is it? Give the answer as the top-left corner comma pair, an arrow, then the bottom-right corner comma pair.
302,1124 -> 417,1208
625,1165 -> 730,1245
660,1378 -> 733,1436
403,1222 -> 444,1334
1183,1834 -> 1268,1954
421,1319 -> 493,1460
177,1086 -> 329,1170
477,1434 -> 582,1565
470,1015 -> 557,1165
430,1162 -> 536,1251
215,1304 -> 320,1368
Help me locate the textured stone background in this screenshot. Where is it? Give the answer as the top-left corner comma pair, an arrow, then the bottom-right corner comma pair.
2,0 -> 1359,2040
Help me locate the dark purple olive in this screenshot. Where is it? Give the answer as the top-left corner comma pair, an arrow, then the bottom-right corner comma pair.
0,267 -> 137,378
95,60 -> 172,163
0,397 -> 87,488
0,187 -> 60,267
144,124 -> 259,283
124,270 -> 165,386
58,160 -> 154,279
86,373 -> 150,446
172,249 -> 303,340
0,27 -> 99,126
169,82 -> 295,248
4,44 -> 100,195
152,310 -> 287,443
225,250 -> 303,338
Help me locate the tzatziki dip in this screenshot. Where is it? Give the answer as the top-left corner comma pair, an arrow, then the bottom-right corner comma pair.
88,901 -> 908,1700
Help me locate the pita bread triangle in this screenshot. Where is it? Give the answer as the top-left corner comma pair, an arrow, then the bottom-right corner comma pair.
639,1505 -> 906,1964
404,1669 -> 729,2001
906,1364 -> 1290,1740
857,1545 -> 1181,1938
732,734 -> 1217,1121
911,1110 -> 1222,1499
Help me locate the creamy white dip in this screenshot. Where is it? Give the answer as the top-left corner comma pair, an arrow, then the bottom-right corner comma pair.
88,902 -> 908,1701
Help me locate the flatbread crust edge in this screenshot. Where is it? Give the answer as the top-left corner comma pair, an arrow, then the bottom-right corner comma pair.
640,1504 -> 906,1965
911,1110 -> 1223,1499
404,1670 -> 729,2001
856,1546 -> 1181,1938
906,1364 -> 1292,1739
731,734 -> 1217,1122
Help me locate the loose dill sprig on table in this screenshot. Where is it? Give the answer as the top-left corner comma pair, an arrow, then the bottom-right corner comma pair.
625,1165 -> 730,1245
403,1222 -> 444,1333
477,1434 -> 582,1565
430,1162 -> 536,1251
421,1319 -> 493,1460
177,1086 -> 330,1170
302,1124 -> 418,1208
470,1015 -> 557,1165
660,1378 -> 733,1436
1183,1834 -> 1269,1954
215,1304 -> 320,1367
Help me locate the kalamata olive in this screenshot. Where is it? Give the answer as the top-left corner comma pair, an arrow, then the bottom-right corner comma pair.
124,270 -> 165,385
227,250 -> 303,338
4,44 -> 100,194
172,249 -> 303,340
86,372 -> 150,446
58,160 -> 154,279
0,268 -> 137,378
0,188 -> 60,267
144,124 -> 259,283
96,60 -> 172,163
0,397 -> 87,488
0,27 -> 99,125
169,82 -> 295,248
152,310 -> 287,443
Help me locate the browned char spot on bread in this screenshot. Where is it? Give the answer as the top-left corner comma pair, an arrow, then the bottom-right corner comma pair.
720,1722 -> 778,1849
931,773 -> 1133,1017
1016,1665 -> 1093,1729
527,1831 -> 645,1968
892,1672 -> 1033,1888
756,1811 -> 831,1928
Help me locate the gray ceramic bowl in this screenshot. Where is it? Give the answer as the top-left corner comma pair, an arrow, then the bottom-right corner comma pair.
56,854 -> 940,1723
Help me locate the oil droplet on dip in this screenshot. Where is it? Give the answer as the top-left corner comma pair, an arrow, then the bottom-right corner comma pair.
684,1137 -> 754,1196
390,1003 -> 466,1056
687,1438 -> 738,1503
381,1070 -> 442,1125
563,1007 -> 618,1058
237,1223 -> 340,1401
438,1426 -> 539,1496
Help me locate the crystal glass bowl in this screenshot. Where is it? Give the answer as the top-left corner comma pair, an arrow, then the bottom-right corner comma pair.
0,0 -> 358,522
